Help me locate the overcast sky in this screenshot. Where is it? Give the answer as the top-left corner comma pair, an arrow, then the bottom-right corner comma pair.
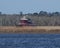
0,0 -> 60,14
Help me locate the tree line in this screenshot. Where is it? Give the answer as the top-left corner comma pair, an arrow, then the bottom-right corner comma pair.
0,11 -> 60,26
0,11 -> 60,16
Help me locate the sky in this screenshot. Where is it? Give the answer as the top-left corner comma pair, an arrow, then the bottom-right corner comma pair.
0,0 -> 60,14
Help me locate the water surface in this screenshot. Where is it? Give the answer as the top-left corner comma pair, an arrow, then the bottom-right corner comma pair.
0,33 -> 60,48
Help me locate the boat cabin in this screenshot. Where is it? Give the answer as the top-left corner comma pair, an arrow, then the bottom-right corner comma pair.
18,16 -> 32,26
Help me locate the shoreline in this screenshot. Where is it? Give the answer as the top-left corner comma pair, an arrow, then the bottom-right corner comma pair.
0,26 -> 60,33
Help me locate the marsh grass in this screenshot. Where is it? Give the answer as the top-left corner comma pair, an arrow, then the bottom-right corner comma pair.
0,26 -> 60,33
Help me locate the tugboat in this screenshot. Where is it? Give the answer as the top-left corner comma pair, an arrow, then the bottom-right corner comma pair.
17,16 -> 34,26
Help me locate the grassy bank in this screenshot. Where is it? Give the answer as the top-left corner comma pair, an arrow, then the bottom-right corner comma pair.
0,26 -> 60,33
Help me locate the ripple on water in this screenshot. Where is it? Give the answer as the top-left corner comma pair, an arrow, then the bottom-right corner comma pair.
0,33 -> 60,48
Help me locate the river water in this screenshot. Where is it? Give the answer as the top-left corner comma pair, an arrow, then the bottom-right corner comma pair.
0,33 -> 60,48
